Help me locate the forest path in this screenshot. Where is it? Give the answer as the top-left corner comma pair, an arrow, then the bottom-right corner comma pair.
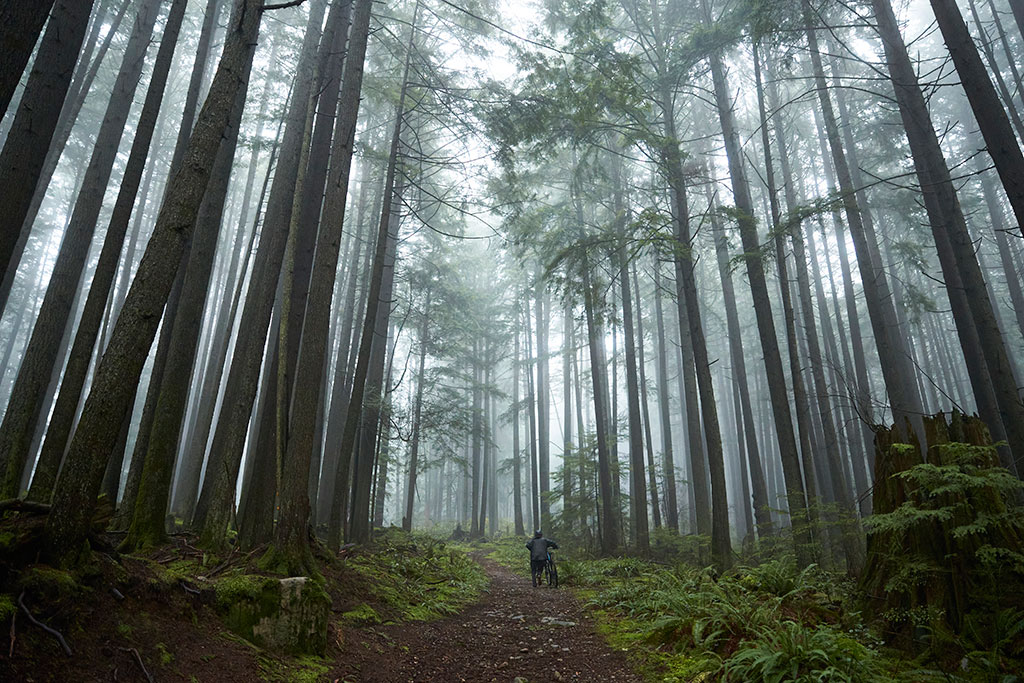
331,554 -> 644,682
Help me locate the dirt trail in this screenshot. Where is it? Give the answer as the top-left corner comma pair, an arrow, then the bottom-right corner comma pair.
332,555 -> 644,682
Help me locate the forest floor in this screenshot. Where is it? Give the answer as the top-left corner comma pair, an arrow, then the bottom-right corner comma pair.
329,553 -> 643,682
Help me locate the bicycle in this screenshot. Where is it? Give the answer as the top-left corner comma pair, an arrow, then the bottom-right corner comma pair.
544,550 -> 558,588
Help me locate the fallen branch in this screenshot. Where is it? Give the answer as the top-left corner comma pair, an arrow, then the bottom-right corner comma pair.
179,580 -> 200,597
17,592 -> 72,656
118,647 -> 153,683
8,607 -> 15,657
0,498 -> 51,514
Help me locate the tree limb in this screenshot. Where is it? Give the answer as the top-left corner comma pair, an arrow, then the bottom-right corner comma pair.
262,0 -> 306,10
0,498 -> 51,514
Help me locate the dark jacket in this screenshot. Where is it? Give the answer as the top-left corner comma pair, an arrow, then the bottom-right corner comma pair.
526,537 -> 558,562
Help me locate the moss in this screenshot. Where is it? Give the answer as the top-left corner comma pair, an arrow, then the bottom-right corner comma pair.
217,574 -> 281,644
17,565 -> 85,602
341,603 -> 381,625
0,531 -> 15,551
156,642 -> 173,666
215,573 -> 279,607
258,654 -> 329,683
0,593 -> 15,621
216,574 -> 330,656
344,532 -> 487,622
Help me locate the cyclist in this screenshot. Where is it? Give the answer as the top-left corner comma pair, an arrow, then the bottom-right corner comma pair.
526,529 -> 559,587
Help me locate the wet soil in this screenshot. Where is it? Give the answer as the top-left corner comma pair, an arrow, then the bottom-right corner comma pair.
331,555 -> 644,683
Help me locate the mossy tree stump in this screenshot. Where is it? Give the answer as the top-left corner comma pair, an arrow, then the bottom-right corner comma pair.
217,575 -> 330,656
861,411 -> 1024,651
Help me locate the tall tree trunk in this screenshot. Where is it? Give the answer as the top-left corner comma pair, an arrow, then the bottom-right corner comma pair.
707,182 -> 773,544
524,297 -> 540,532
696,31 -> 783,568
470,342 -> 482,537
323,10 -> 406,549
874,0 -> 1024,473
41,0 -> 265,564
0,0 -> 162,498
619,247 -> 650,554
535,282 -> 551,532
194,0 -> 336,548
0,0 -> 96,285
652,263 -> 679,532
632,265 -> 661,530
927,0 -> 1024,230
0,0 -> 58,116
172,75 -> 284,519
804,0 -> 925,437
753,38 -> 861,569
562,300 -> 574,530
403,288 -> 431,532
582,256 -> 618,554
123,16 -> 254,550
26,0 -> 187,503
344,176 -> 404,547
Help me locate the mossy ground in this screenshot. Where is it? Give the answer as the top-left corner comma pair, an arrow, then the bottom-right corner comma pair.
0,523 -> 489,682
338,527 -> 487,623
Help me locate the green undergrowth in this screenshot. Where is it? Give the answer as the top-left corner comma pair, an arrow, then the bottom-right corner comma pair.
258,653 -> 330,683
341,528 -> 487,623
481,536 -> 991,682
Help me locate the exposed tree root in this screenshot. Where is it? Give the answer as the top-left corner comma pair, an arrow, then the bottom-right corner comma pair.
17,591 -> 71,656
118,646 -> 153,683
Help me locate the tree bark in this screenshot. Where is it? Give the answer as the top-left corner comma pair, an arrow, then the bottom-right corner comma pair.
0,0 -> 162,498
928,0 -> 1024,230
27,0 -> 187,504
0,0 -> 96,286
651,263 -> 679,532
619,247 -> 649,553
41,0 -> 265,564
873,0 -> 1024,474
194,0 -> 334,549
403,288 -> 431,532
0,0 -> 58,116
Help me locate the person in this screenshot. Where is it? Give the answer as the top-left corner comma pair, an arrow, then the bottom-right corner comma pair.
526,529 -> 558,587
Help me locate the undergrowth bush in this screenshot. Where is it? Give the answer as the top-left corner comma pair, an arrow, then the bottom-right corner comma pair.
580,554 -> 896,680
724,620 -> 882,682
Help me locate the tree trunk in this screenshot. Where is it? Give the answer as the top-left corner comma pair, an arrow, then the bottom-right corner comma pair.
26,0 -> 187,504
632,265 -> 661,531
403,288 -> 431,532
194,0 -> 335,549
619,247 -> 649,554
41,0 -> 264,564
928,0 -> 1024,230
804,0 -> 925,436
0,0 -> 58,116
874,0 -> 1024,474
123,18 -> 252,550
0,0 -> 96,286
0,0 -> 163,498
652,263 -> 679,532
344,175 -> 404,547
172,70 -> 284,520
582,256 -> 618,554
